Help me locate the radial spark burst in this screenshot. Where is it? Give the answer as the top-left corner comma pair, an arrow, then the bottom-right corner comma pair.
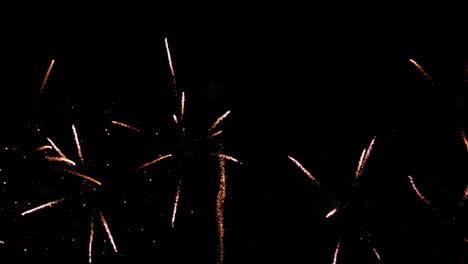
22,124 -> 119,263
288,136 -> 381,263
110,37 -> 239,264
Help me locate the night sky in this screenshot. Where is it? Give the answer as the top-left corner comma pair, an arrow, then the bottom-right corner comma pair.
1,11 -> 467,263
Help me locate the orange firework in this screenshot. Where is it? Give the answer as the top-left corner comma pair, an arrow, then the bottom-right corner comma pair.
288,135 -> 381,262
22,125 -> 118,263
109,37 -> 240,264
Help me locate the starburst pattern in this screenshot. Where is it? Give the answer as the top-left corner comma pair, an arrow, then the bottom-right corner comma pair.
288,136 -> 381,262
110,37 -> 240,264
21,124 -> 119,263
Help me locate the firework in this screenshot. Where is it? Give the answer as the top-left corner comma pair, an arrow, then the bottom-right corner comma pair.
288,136 -> 381,262
21,125 -> 118,263
109,37 -> 239,264
409,58 -> 433,85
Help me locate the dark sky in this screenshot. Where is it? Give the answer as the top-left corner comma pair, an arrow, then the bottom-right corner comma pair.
1,11 -> 467,263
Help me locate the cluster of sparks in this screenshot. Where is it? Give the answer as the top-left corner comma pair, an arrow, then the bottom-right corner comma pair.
21,124 -> 117,263
2,40 -> 466,263
109,37 -> 239,264
288,136 -> 381,263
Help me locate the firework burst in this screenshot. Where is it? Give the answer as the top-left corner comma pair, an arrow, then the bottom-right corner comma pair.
21,124 -> 120,263
288,135 -> 381,263
110,37 -> 239,264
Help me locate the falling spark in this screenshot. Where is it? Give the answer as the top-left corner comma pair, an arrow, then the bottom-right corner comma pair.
209,111 -> 231,132
173,114 -> 179,125
47,138 -> 67,159
326,208 -> 337,219
180,91 -> 185,120
408,175 -> 431,206
363,230 -> 381,261
44,156 -> 76,166
21,197 -> 66,216
111,121 -> 141,133
355,148 -> 367,178
89,216 -> 94,264
287,155 -> 320,186
165,37 -> 177,99
355,136 -> 376,179
135,153 -> 173,171
209,130 -> 223,139
371,246 -> 381,261
171,179 -> 181,228
461,185 -> 468,206
39,59 -> 55,95
212,153 -> 240,163
57,169 -> 102,186
461,130 -> 468,152
99,211 -> 117,253
72,124 -> 84,165
34,145 -> 53,152
216,155 -> 227,264
409,58 -> 433,82
332,238 -> 340,264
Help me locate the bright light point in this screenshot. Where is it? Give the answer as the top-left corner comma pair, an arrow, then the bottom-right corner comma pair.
326,208 -> 337,218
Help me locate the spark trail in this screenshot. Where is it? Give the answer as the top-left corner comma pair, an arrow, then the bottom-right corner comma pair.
409,58 -> 433,83
407,175 -> 431,206
39,59 -> 55,95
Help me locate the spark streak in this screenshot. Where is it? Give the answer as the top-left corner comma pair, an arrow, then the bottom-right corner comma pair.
326,208 -> 337,218
287,155 -> 320,186
47,138 -> 67,159
332,238 -> 340,264
72,124 -> 84,165
461,185 -> 468,206
34,145 -> 53,152
212,153 -> 239,163
99,211 -> 117,253
21,197 -> 66,216
171,180 -> 181,228
216,155 -> 227,264
165,37 -> 177,99
461,129 -> 468,152
44,156 -> 76,166
409,58 -> 433,82
209,111 -> 231,132
355,136 -> 376,179
40,59 -> 55,95
57,169 -> 102,186
89,216 -> 94,264
135,154 -> 173,171
111,121 -> 141,133
181,91 -> 185,120
363,230 -> 381,261
209,130 -> 223,139
408,175 -> 431,206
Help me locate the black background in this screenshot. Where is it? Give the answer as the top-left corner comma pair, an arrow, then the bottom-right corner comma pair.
0,8 -> 467,263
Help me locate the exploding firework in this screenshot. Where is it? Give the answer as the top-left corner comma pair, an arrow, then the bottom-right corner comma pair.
110,37 -> 240,264
288,135 -> 381,263
21,124 -> 120,263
